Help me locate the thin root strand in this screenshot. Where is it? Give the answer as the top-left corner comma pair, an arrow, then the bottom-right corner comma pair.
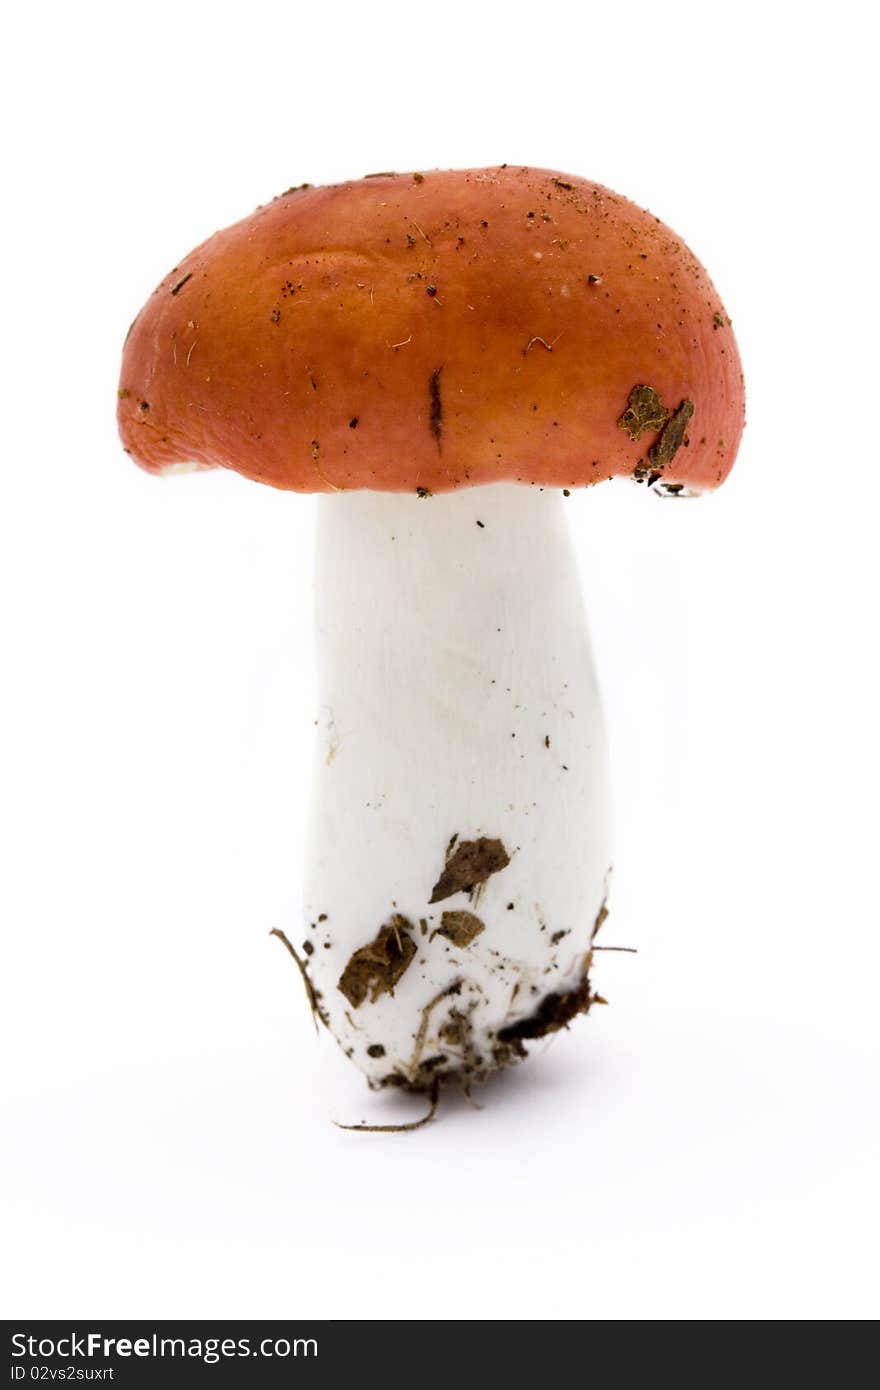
333,1078 -> 441,1133
269,927 -> 329,1032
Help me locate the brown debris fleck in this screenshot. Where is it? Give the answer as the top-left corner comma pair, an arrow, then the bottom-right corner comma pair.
439,1017 -> 465,1046
618,384 -> 669,440
433,910 -> 485,948
648,399 -> 695,470
428,367 -> 443,447
591,899 -> 609,939
337,916 -> 417,1008
496,964 -> 596,1042
429,836 -> 511,903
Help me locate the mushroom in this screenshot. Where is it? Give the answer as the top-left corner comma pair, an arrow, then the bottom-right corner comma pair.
118,167 -> 744,1095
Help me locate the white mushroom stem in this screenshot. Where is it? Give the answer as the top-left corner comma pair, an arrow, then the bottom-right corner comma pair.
302,481 -> 612,1087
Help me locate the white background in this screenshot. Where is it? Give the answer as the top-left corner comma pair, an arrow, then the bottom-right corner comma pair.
2,0 -> 877,1321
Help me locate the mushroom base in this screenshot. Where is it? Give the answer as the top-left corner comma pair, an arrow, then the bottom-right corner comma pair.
300,482 -> 613,1087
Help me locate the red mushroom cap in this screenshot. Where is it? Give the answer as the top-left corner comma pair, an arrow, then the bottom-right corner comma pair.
118,167 -> 744,495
